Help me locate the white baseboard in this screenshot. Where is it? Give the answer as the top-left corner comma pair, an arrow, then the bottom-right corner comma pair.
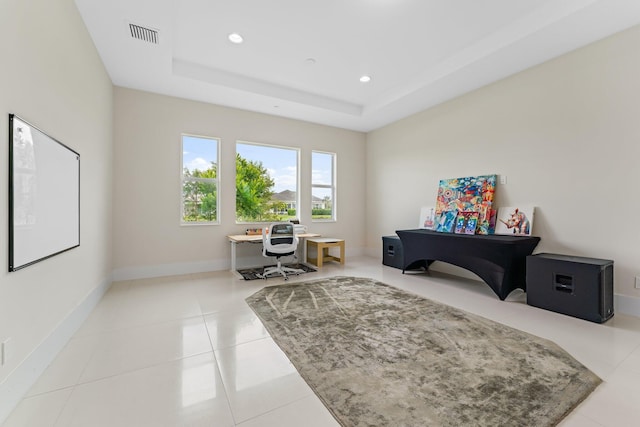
112,248 -> 367,282
364,247 -> 379,258
0,276 -> 112,425
615,293 -> 640,317
112,259 -> 229,281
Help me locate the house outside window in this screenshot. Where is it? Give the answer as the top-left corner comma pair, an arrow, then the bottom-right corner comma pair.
312,151 -> 336,221
181,134 -> 219,224
236,141 -> 299,223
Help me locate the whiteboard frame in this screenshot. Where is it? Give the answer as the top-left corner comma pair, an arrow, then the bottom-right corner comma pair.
8,114 -> 80,271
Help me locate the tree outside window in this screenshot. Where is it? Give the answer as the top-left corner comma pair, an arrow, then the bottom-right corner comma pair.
236,142 -> 299,223
182,135 -> 219,224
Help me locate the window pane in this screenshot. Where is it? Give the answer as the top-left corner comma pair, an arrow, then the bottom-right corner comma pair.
312,151 -> 335,221
311,187 -> 333,219
312,152 -> 333,185
236,142 -> 298,222
182,135 -> 218,223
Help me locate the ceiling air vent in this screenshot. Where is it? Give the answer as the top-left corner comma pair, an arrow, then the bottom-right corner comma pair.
128,23 -> 159,44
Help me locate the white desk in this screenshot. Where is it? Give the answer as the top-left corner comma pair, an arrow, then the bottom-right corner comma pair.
227,233 -> 320,272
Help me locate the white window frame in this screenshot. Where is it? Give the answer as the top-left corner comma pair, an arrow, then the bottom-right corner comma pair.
181,134 -> 220,226
311,150 -> 336,222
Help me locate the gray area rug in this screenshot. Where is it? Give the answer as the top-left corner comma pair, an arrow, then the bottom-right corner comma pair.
245,276 -> 601,427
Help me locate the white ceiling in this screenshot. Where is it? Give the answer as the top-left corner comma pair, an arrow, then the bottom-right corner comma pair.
74,0 -> 640,132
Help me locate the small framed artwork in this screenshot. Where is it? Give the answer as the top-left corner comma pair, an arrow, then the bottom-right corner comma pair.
465,214 -> 479,235
435,210 -> 458,233
454,214 -> 465,234
454,211 -> 479,234
419,206 -> 436,229
495,206 -> 535,235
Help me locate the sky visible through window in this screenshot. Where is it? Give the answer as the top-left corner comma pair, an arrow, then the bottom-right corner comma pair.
312,152 -> 332,186
237,143 -> 298,193
183,139 -> 332,197
183,135 -> 217,173
312,151 -> 333,202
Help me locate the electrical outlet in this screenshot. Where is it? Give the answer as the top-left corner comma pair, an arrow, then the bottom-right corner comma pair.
636,276 -> 640,289
499,175 -> 507,185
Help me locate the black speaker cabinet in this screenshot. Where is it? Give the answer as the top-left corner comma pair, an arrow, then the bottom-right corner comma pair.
526,253 -> 614,323
382,236 -> 404,269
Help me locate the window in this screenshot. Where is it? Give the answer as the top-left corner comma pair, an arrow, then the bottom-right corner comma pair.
312,151 -> 336,221
181,135 -> 219,224
236,142 -> 299,223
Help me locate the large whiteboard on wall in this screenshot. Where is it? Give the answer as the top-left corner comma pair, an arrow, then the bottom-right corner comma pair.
9,115 -> 80,271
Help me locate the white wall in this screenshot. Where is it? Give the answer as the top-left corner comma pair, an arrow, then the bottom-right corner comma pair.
366,25 -> 640,299
0,0 -> 113,419
113,88 -> 366,278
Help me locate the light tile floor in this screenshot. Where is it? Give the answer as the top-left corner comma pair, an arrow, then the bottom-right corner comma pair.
3,257 -> 640,426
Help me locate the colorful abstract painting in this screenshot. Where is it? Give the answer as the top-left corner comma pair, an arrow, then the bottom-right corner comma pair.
435,175 -> 497,234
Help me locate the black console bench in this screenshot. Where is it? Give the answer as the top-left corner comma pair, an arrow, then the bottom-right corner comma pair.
396,229 -> 540,300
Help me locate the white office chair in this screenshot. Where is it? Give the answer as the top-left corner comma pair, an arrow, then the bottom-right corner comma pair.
258,223 -> 305,280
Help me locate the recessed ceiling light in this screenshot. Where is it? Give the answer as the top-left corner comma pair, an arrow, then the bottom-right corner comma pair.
359,75 -> 372,83
228,33 -> 244,44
